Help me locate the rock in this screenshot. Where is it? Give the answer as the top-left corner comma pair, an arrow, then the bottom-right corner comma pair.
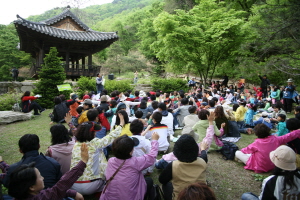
0,111 -> 32,124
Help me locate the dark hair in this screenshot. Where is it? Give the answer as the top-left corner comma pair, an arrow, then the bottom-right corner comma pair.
188,106 -> 197,114
181,98 -> 189,105
212,97 -> 218,103
50,124 -> 71,145
248,103 -> 257,112
277,114 -> 286,122
110,100 -> 118,108
127,90 -> 132,94
214,106 -> 225,118
295,106 -> 300,113
173,135 -> 199,162
87,109 -> 99,121
135,110 -> 143,118
272,102 -> 283,109
158,103 -> 167,111
140,100 -> 147,109
179,92 -> 185,99
156,92 -> 160,97
112,135 -> 135,160
239,99 -> 246,106
146,113 -> 151,120
102,89 -> 108,95
8,162 -> 37,199
150,95 -> 156,101
286,118 -> 300,131
19,134 -> 39,153
76,122 -> 97,142
152,112 -> 162,123
208,100 -> 215,108
166,93 -> 170,98
232,104 -> 239,112
134,91 -> 139,97
273,167 -> 299,192
202,97 -> 208,103
142,97 -> 148,102
76,106 -> 84,114
178,182 -> 217,200
111,91 -> 116,97
253,124 -> 271,138
53,96 -> 62,105
198,109 -> 209,120
152,101 -> 158,110
116,110 -> 129,125
59,94 -> 66,102
124,92 -> 130,97
21,91 -> 30,100
84,103 -> 93,109
130,119 -> 144,135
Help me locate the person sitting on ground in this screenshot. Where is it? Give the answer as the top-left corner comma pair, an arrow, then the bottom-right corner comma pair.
112,110 -> 132,136
173,98 -> 191,127
99,95 -> 110,112
45,124 -> 75,175
3,134 -> 61,189
159,135 -> 208,200
178,182 -> 217,200
214,106 -> 229,137
70,113 -> 124,195
50,96 -> 70,124
21,91 -> 45,115
78,99 -> 93,125
69,93 -> 81,117
137,100 -> 150,119
286,118 -> 300,168
142,112 -> 169,152
130,119 -> 154,175
235,99 -> 247,133
100,133 -> 160,200
181,106 -> 200,141
270,102 -> 286,123
7,143 -> 89,200
157,103 -> 174,140
192,110 -> 224,151
134,110 -> 148,128
272,114 -> 289,136
294,106 -> 300,120
235,123 -> 300,173
241,145 -> 300,200
253,112 -> 273,129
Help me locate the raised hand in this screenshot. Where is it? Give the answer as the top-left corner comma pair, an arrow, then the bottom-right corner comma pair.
151,132 -> 160,140
64,112 -> 72,124
80,143 -> 89,164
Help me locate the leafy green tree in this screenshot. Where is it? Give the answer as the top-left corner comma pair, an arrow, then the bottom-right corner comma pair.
151,0 -> 248,84
33,47 -> 66,108
0,25 -> 31,81
105,43 -> 125,75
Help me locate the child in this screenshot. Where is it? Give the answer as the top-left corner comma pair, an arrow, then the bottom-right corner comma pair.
253,87 -> 263,100
270,103 -> 286,123
135,110 -> 148,128
295,106 -> 300,120
253,112 -> 272,129
273,114 -> 289,136
130,119 -> 153,175
244,103 -> 257,127
142,112 -> 169,152
192,110 -> 224,151
106,100 -> 117,125
235,99 -> 247,132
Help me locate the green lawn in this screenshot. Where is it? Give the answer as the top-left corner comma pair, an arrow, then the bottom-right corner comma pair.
0,110 -> 295,199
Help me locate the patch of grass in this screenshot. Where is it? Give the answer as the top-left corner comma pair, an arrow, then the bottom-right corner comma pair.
0,111 -> 297,199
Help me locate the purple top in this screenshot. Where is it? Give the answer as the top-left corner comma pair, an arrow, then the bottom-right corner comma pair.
0,161 -> 9,180
15,161 -> 86,200
100,140 -> 158,200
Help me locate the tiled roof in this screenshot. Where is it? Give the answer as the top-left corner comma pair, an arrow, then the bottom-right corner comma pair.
41,6 -> 90,31
14,7 -> 118,42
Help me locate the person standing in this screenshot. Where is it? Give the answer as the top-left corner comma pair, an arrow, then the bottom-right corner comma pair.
258,74 -> 270,98
96,73 -> 104,94
134,71 -> 138,84
188,78 -> 196,87
11,67 -> 19,81
283,78 -> 295,113
222,73 -> 229,87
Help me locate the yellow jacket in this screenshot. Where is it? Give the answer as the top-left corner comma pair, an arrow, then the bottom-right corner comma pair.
113,123 -> 132,136
78,110 -> 88,124
235,106 -> 247,122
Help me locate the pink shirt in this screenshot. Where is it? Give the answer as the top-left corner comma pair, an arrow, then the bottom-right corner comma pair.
241,130 -> 300,173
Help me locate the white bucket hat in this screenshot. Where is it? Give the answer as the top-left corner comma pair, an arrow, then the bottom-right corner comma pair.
287,78 -> 294,83
269,145 -> 296,171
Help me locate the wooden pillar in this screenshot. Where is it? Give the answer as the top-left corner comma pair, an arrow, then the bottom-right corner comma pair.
38,49 -> 44,68
66,51 -> 70,69
82,56 -> 85,73
88,54 -> 92,68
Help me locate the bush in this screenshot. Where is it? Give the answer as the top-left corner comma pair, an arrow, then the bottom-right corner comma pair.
0,92 -> 22,111
75,76 -> 96,98
104,80 -> 134,94
151,78 -> 189,93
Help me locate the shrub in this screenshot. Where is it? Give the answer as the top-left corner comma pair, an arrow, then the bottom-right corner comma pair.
0,92 -> 22,111
75,76 -> 96,98
104,80 -> 134,94
33,47 -> 66,108
151,78 -> 189,93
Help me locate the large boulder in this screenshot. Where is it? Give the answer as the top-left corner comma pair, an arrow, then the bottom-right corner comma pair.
0,111 -> 32,124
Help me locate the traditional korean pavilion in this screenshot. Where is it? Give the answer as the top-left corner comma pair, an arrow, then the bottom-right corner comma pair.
14,6 -> 118,79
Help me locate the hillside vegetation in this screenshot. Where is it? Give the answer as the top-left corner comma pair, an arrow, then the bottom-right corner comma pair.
0,0 -> 299,86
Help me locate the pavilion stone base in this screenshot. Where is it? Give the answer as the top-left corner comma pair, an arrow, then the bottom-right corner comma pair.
0,82 -> 36,95
0,111 -> 32,124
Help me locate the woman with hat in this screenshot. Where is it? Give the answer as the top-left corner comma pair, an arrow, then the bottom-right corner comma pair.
241,145 -> 300,200
283,78 -> 296,113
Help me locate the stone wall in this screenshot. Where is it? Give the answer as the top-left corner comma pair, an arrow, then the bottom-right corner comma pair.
0,82 -> 36,94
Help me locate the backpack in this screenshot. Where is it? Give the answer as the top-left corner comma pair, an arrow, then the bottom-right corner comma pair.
217,141 -> 239,160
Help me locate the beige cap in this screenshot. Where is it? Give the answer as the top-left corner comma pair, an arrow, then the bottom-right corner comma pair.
269,145 -> 296,171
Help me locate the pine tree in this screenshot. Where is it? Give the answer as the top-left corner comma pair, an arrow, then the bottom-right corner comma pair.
33,47 -> 66,108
